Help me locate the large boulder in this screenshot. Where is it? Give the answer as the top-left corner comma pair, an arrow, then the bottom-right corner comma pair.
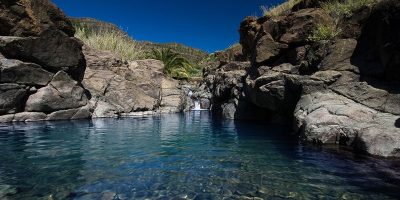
294,91 -> 400,157
0,30 -> 86,81
0,59 -> 53,86
0,0 -> 75,37
25,71 -> 88,113
255,33 -> 288,64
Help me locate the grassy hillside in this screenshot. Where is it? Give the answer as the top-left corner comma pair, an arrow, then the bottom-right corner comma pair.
70,18 -> 209,65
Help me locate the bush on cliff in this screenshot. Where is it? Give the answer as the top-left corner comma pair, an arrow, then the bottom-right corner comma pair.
147,49 -> 201,80
322,0 -> 377,18
308,23 -> 342,42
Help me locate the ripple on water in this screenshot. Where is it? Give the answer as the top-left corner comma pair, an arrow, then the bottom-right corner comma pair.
0,113 -> 399,199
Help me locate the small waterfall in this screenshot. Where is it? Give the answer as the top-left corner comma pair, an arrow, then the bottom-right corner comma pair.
191,99 -> 207,111
194,100 -> 201,110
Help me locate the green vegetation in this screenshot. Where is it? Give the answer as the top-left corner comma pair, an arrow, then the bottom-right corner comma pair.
71,18 -> 208,64
147,49 -> 202,80
261,0 -> 301,17
308,24 -> 342,42
71,18 -> 209,79
308,0 -> 377,42
322,0 -> 377,18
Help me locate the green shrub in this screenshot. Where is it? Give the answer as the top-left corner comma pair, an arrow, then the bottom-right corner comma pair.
322,0 -> 376,18
147,49 -> 200,80
262,0 -> 302,17
308,24 -> 342,42
74,26 -> 146,61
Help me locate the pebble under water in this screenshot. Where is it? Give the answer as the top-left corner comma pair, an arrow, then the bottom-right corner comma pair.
0,112 -> 399,200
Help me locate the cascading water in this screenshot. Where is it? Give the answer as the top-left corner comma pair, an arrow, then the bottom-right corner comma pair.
193,100 -> 201,110
191,99 -> 208,111
188,89 -> 209,111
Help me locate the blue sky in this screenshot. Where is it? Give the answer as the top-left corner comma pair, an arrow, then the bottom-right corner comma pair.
53,0 -> 283,53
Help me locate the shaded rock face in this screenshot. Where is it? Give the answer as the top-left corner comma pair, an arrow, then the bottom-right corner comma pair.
0,84 -> 28,115
0,0 -> 90,122
352,0 -> 400,81
207,0 -> 400,157
82,47 -> 185,118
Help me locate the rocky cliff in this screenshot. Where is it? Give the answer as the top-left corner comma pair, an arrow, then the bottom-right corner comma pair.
206,0 -> 400,157
0,0 -> 188,122
0,0 -> 92,122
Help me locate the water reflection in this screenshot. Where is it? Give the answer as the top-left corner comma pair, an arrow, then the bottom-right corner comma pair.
0,114 -> 399,199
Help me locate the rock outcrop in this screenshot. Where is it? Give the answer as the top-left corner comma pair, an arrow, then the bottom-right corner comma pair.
0,0 -> 189,122
0,0 -> 91,122
82,47 -> 186,118
207,0 -> 400,157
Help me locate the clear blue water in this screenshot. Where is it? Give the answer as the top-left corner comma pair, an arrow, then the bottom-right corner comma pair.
0,112 -> 400,200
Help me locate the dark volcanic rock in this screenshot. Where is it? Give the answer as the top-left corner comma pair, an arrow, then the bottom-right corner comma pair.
279,8 -> 333,44
0,59 -> 53,86
255,33 -> 288,64
352,0 -> 400,81
0,30 -> 86,81
0,0 -> 75,37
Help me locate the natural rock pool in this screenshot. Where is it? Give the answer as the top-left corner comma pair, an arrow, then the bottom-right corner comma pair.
0,112 -> 399,199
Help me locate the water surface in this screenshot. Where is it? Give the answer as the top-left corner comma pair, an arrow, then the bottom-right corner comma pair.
0,112 -> 399,199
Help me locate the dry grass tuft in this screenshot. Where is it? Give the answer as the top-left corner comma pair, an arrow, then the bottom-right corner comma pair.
262,0 -> 302,17
74,26 -> 146,61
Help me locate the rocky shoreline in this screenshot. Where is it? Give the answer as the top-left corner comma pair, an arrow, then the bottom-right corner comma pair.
1,0 -> 399,158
